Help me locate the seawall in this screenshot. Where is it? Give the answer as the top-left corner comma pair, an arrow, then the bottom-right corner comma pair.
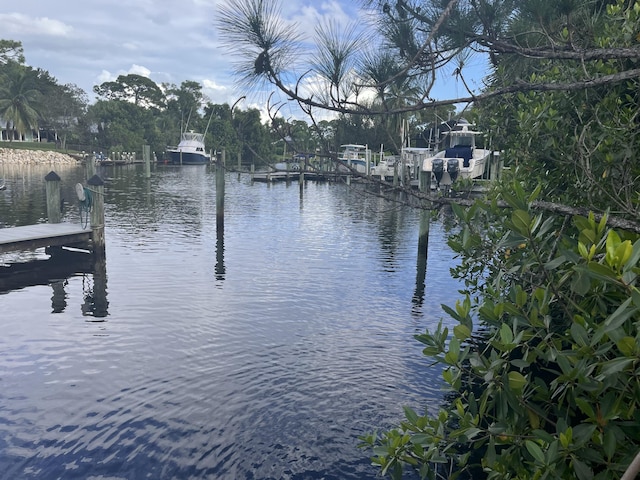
0,148 -> 79,165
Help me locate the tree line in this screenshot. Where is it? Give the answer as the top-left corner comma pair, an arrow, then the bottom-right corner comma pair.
0,38 -> 457,166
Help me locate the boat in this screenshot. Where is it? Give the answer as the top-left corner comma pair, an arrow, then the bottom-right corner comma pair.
372,151 -> 421,185
0,179 -> 5,191
371,156 -> 396,181
421,118 -> 491,189
166,131 -> 211,165
336,144 -> 370,174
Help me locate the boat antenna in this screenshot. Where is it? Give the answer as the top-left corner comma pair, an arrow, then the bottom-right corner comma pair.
184,108 -> 192,132
203,105 -> 214,138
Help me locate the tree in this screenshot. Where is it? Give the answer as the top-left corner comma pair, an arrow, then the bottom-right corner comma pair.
36,71 -> 88,149
94,74 -> 166,110
0,39 -> 25,65
88,99 -> 157,152
0,63 -> 40,141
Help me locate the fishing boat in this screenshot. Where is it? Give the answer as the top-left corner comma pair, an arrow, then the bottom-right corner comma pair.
166,131 -> 211,165
422,118 -> 491,189
336,144 -> 370,174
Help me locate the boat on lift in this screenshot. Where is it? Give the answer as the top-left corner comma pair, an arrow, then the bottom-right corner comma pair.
422,118 -> 491,189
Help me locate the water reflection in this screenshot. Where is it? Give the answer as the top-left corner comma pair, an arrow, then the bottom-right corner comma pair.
0,163 -> 463,479
81,256 -> 109,318
412,209 -> 431,315
215,220 -> 225,283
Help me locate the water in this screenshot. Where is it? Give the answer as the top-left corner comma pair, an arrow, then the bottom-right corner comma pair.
0,164 -> 462,479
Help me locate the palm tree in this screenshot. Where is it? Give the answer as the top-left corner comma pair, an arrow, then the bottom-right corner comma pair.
0,66 -> 40,142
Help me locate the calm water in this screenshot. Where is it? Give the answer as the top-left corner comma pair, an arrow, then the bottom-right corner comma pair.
0,163 -> 461,479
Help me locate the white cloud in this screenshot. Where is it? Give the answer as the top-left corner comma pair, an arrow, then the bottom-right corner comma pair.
128,65 -> 152,77
0,13 -> 73,37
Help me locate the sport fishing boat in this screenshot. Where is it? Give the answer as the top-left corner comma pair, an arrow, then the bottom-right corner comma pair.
166,131 -> 211,165
422,118 -> 490,189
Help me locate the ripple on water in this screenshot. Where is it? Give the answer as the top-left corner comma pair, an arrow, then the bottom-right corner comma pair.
0,169 -> 461,479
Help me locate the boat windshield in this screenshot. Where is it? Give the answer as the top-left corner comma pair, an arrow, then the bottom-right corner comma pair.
453,136 -> 473,147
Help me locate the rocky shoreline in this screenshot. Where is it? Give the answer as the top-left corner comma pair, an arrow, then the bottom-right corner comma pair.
0,148 -> 80,165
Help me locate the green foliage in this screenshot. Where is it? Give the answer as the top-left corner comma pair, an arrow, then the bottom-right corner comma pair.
0,63 -> 41,139
480,0 -> 640,220
361,185 -> 640,478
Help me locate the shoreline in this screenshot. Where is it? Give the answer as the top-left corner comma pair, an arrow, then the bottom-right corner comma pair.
0,148 -> 79,165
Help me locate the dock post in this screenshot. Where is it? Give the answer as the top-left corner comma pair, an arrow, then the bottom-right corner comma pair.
418,169 -> 428,192
86,154 -> 96,179
143,144 -> 151,178
88,175 -> 106,258
45,171 -> 62,224
217,149 -> 225,232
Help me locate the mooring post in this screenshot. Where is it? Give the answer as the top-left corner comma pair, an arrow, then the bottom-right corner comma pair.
45,171 -> 62,224
86,154 -> 96,180
143,144 -> 151,178
418,169 -> 428,192
217,149 -> 225,232
88,175 -> 106,258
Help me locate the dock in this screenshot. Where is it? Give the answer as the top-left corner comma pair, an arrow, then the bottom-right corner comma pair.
0,223 -> 93,254
0,171 -> 105,257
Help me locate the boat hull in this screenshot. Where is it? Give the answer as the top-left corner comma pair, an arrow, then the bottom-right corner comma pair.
422,149 -> 490,186
167,151 -> 210,165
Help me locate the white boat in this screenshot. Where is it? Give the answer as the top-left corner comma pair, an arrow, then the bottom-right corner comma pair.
371,155 -> 414,184
166,131 -> 211,165
371,156 -> 396,181
422,119 -> 491,188
336,144 -> 370,174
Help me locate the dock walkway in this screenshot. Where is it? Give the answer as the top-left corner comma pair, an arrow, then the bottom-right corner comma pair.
0,223 -> 92,254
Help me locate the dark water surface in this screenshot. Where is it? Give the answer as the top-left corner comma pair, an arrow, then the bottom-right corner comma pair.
0,164 -> 462,479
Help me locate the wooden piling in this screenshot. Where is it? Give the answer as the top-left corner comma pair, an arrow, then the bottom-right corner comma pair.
86,154 -> 96,179
45,171 -> 62,224
88,175 -> 105,258
143,144 -> 151,178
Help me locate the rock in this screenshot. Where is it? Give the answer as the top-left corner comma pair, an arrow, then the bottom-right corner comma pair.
0,148 -> 78,165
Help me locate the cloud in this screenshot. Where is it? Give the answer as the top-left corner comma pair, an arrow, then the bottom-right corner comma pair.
0,13 -> 73,37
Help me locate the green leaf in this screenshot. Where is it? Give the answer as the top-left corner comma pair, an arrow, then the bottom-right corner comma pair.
512,209 -> 531,235
404,406 -> 419,425
575,398 -> 595,420
453,324 -> 471,341
508,371 -> 527,392
571,270 -> 591,295
603,429 -> 617,461
525,440 -> 545,464
617,336 -> 636,356
572,458 -> 593,480
599,357 -> 634,377
500,323 -> 514,344
570,322 -> 589,347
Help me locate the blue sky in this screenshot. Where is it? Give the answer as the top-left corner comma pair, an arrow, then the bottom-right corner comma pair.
1,0 -> 489,118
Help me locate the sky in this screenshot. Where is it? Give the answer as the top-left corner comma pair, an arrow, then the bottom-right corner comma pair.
1,0 -> 489,120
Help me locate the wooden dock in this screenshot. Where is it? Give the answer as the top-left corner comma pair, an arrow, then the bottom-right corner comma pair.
0,223 -> 93,254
